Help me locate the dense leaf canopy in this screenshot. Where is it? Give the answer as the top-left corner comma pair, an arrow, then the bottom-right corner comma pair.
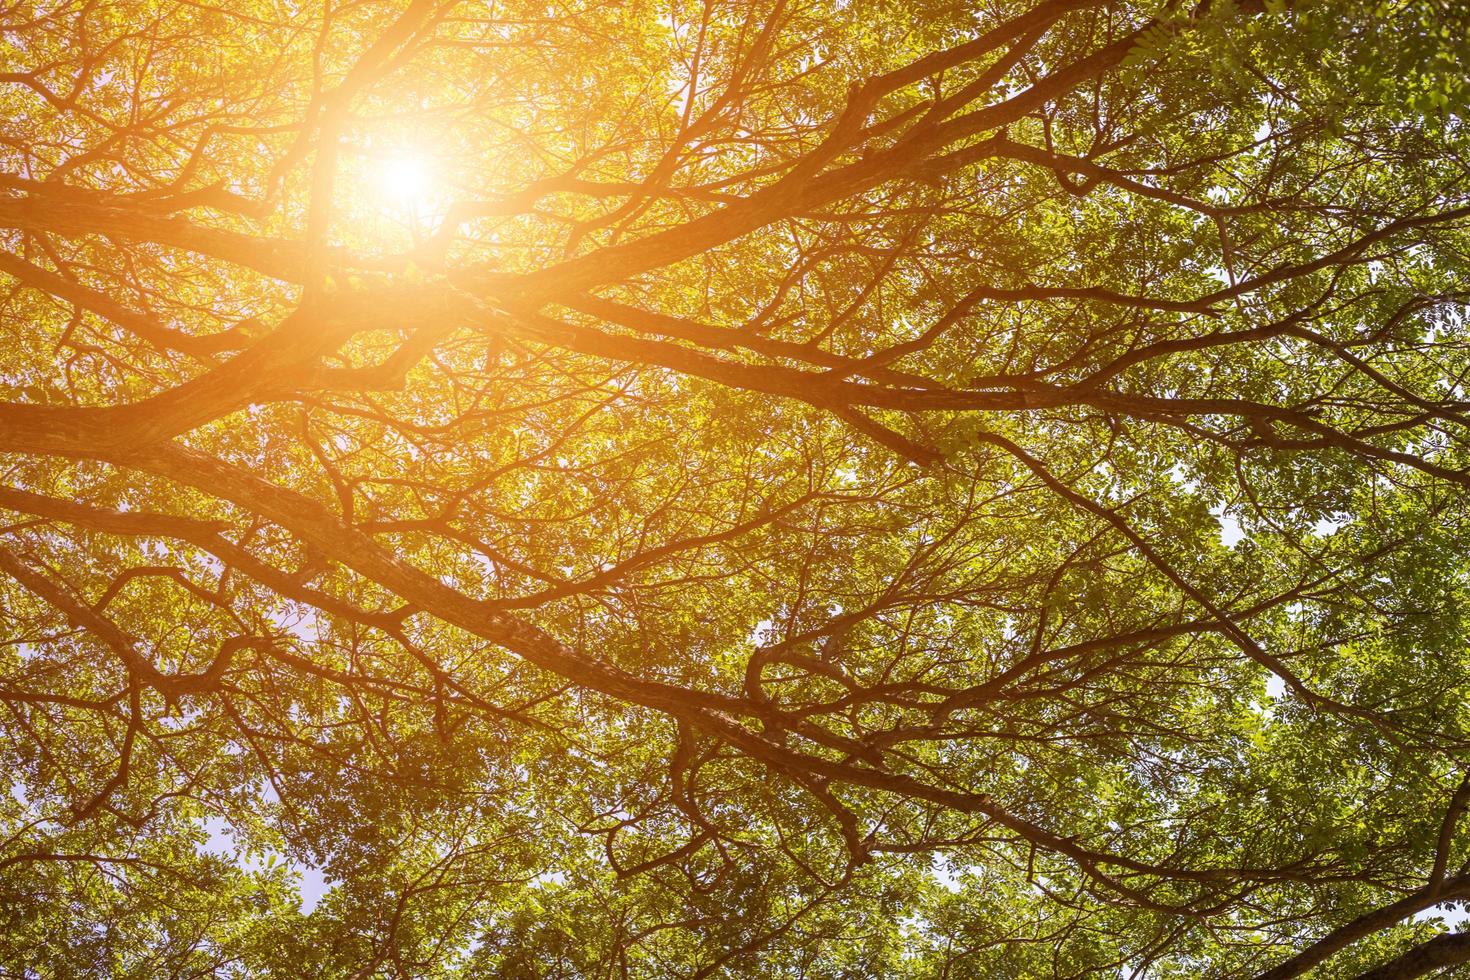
3,0 -> 1470,975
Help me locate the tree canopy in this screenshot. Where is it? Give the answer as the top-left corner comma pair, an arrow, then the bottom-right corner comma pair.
3,0 -> 1470,975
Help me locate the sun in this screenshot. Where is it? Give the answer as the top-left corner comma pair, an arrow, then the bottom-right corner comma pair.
374,152 -> 434,206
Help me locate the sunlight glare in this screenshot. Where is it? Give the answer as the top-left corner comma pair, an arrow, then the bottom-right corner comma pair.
375,152 -> 434,207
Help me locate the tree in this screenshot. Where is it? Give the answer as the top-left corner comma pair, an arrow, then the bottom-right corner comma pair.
2,0 -> 1470,974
